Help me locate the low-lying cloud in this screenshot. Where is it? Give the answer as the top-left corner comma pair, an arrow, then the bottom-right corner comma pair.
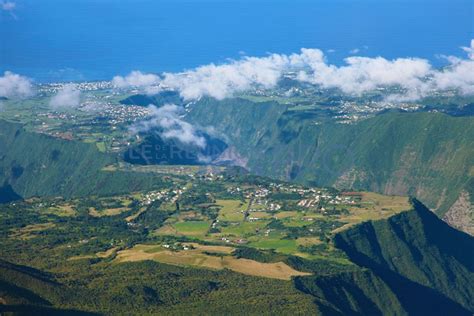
294,49 -> 433,100
114,40 -> 474,102
132,104 -> 206,149
0,71 -> 34,99
49,84 -> 81,108
160,54 -> 290,100
432,40 -> 474,96
112,71 -> 160,95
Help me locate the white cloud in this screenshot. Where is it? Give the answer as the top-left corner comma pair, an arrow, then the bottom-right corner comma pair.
115,40 -> 474,102
159,53 -> 293,101
49,84 -> 81,108
132,104 -> 206,148
152,48 -> 436,101
461,39 -> 474,60
0,71 -> 34,99
432,58 -> 474,95
112,71 -> 160,95
297,53 -> 432,98
290,43 -> 474,100
349,46 -> 368,55
431,40 -> 474,95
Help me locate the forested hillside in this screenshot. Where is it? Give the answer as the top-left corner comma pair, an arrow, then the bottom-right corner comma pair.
331,199 -> 474,314
1,197 -> 473,315
288,199 -> 474,315
187,98 -> 474,216
0,120 -> 164,201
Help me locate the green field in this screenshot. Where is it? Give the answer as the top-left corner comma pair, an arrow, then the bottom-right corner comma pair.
250,238 -> 298,254
95,141 -> 107,152
174,221 -> 210,236
220,221 -> 270,236
216,199 -> 246,222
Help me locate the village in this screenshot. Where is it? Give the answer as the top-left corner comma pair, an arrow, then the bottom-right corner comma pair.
121,169 -> 369,254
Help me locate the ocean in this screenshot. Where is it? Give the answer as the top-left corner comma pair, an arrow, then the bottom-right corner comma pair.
1,0 -> 473,82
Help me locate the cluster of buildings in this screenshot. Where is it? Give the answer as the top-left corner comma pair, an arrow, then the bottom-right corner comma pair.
89,103 -> 150,125
298,192 -> 358,210
220,237 -> 248,244
196,172 -> 225,182
141,190 -> 171,206
39,81 -> 113,94
335,100 -> 422,124
226,186 -> 242,195
141,187 -> 187,206
162,243 -> 195,251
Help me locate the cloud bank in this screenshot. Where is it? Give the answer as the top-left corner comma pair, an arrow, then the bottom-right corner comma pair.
112,71 -> 160,95
160,54 -> 291,100
115,40 -> 474,102
132,104 -> 206,148
0,71 -> 34,99
432,40 -> 474,96
49,84 -> 81,108
294,49 -> 433,100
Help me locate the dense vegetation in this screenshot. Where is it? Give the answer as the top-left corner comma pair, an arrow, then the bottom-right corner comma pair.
187,98 -> 474,215
333,199 -> 474,314
1,104 -> 473,314
0,259 -> 317,315
120,92 -> 183,107
295,270 -> 406,315
1,189 -> 473,315
0,120 -> 165,201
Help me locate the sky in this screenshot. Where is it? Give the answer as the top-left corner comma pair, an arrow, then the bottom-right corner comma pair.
0,0 -> 473,81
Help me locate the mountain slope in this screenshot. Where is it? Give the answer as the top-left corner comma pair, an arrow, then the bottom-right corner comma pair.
333,199 -> 474,313
443,189 -> 474,235
294,270 -> 406,315
120,91 -> 183,107
123,128 -> 227,165
292,199 -> 474,315
186,98 -> 474,216
0,260 -> 94,315
0,120 -> 165,200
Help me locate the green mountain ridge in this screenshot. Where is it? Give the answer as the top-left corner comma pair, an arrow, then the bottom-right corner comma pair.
328,199 -> 474,314
186,98 -> 474,217
0,120 -> 165,200
286,199 -> 474,315
0,260 -> 95,315
295,269 -> 406,315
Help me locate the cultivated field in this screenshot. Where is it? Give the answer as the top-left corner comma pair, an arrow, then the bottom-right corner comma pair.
9,223 -> 56,240
333,192 -> 411,233
114,243 -> 311,280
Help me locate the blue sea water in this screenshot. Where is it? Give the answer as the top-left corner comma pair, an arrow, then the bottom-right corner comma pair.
1,0 -> 473,82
